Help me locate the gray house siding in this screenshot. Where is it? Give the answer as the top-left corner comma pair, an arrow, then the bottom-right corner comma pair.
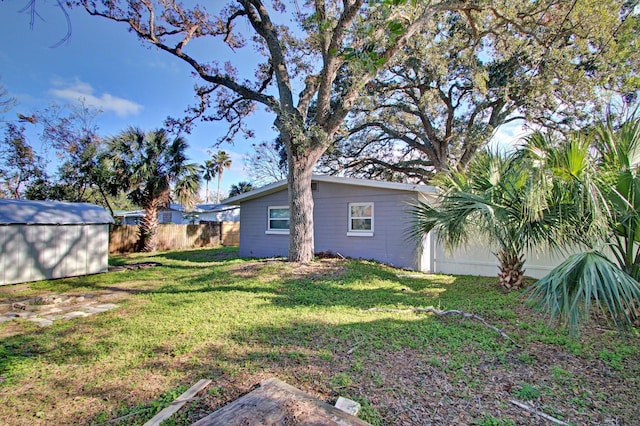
239,190 -> 290,258
238,181 -> 423,270
313,182 -> 421,270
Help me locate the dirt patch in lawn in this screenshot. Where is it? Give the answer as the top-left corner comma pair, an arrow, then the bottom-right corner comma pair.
108,261 -> 163,272
180,332 -> 636,425
228,258 -> 348,281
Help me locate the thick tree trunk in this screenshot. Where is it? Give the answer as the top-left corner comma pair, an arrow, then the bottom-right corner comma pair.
497,250 -> 526,290
287,152 -> 319,263
140,200 -> 160,252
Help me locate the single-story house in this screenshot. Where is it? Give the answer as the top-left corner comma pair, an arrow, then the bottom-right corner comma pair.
0,199 -> 113,285
223,175 -> 574,278
113,209 -> 145,225
223,175 -> 438,271
114,203 -> 240,225
195,204 -> 240,223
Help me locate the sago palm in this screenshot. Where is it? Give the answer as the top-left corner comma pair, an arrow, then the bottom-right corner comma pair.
105,127 -> 200,252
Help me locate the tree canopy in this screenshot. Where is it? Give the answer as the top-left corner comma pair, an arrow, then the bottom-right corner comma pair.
210,150 -> 232,204
103,127 -> 201,252
412,114 -> 640,332
0,123 -> 46,198
229,181 -> 255,197
70,0 -> 639,261
244,138 -> 288,186
322,0 -> 640,181
76,0 -> 455,261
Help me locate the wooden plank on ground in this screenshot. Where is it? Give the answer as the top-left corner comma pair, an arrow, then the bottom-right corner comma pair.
143,379 -> 212,426
191,377 -> 371,426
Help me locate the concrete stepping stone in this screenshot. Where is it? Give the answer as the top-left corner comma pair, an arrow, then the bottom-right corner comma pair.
29,317 -> 54,327
96,303 -> 118,310
38,307 -> 64,316
63,311 -> 90,319
82,306 -> 109,314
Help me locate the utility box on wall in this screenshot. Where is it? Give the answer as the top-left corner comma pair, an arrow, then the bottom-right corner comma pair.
0,199 -> 114,285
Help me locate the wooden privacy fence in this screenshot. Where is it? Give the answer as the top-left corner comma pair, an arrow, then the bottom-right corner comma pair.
109,222 -> 240,254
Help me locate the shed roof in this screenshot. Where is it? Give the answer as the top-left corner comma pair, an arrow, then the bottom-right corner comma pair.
223,175 -> 438,205
0,199 -> 114,225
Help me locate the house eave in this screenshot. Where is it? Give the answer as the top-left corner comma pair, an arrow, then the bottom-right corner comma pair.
222,175 -> 439,205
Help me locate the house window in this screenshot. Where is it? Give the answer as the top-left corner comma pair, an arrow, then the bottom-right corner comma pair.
161,212 -> 172,223
348,202 -> 374,237
267,206 -> 290,234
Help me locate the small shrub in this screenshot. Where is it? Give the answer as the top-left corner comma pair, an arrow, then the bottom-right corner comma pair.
475,414 -> 516,426
512,383 -> 540,400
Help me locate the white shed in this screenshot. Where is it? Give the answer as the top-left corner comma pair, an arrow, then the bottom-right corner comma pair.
0,199 -> 114,285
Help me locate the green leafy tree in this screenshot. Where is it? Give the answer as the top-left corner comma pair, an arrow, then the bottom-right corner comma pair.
73,0 -> 637,262
0,124 -> 46,198
210,150 -> 232,204
321,1 -> 638,181
70,0 -> 481,262
229,181 -> 255,197
104,127 -> 200,252
33,102 -> 116,214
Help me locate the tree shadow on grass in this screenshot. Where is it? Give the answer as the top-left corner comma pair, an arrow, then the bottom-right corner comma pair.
122,256 -> 507,316
148,247 -> 240,263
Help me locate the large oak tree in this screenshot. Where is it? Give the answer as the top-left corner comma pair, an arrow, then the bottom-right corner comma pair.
74,0 -> 636,262
76,0 -> 458,262
321,0 -> 639,181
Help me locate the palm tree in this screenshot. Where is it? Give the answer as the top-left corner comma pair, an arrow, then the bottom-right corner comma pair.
105,127 -> 200,252
200,159 -> 216,203
412,118 -> 640,332
595,118 -> 640,280
525,118 -> 640,333
211,150 -> 232,203
229,181 -> 255,197
411,150 -> 555,290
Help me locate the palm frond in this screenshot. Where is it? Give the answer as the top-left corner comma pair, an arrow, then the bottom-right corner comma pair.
526,251 -> 640,335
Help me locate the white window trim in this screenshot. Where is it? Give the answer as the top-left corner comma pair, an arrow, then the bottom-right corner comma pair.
348,202 -> 374,237
266,206 -> 290,235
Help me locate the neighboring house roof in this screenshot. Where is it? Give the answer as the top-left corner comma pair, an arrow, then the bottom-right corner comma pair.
113,204 -> 239,218
113,209 -> 145,218
0,199 -> 114,225
167,203 -> 188,212
223,175 -> 439,205
196,203 -> 240,213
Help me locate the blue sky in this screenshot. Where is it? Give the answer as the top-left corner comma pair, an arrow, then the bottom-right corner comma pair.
0,2 -> 277,199
0,2 -> 526,200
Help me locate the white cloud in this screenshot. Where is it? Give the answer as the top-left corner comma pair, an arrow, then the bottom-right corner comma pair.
49,79 -> 142,117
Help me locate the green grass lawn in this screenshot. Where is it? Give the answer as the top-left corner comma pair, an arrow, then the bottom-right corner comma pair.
0,247 -> 638,425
